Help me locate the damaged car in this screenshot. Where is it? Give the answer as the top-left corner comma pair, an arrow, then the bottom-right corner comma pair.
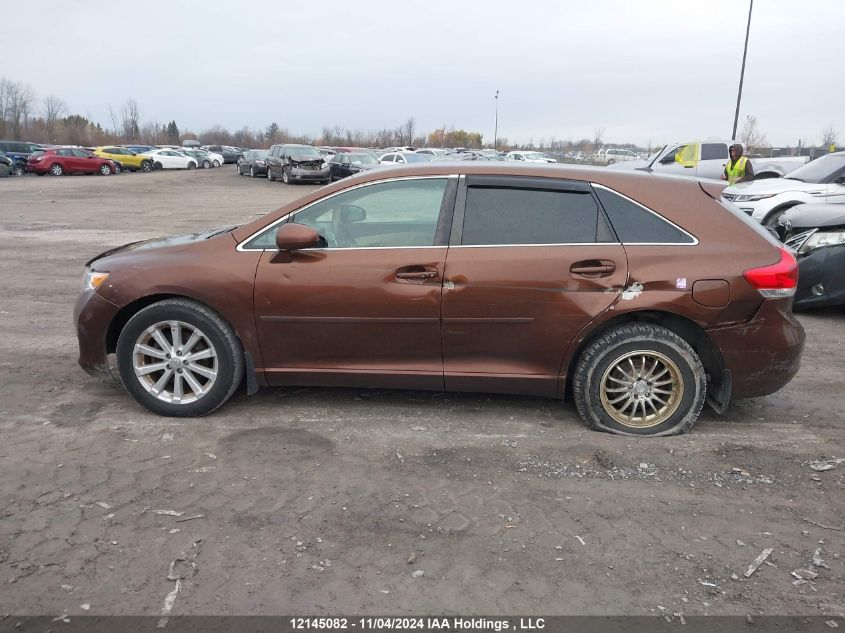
777,204 -> 845,310
266,143 -> 331,185
74,164 -> 804,436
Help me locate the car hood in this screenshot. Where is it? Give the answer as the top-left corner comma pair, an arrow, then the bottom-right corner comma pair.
723,178 -> 826,196
86,226 -> 238,267
781,204 -> 845,230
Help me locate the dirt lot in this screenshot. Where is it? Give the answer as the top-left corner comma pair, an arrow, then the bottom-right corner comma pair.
0,167 -> 842,618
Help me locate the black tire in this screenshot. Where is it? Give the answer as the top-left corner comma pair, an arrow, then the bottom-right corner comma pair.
202,160 -> 210,169
141,160 -> 153,173
282,168 -> 291,184
116,299 -> 244,417
153,161 -> 163,171
212,160 -> 221,167
99,163 -> 112,175
50,163 -> 64,176
267,168 -> 274,182
187,161 -> 197,170
12,163 -> 25,176
572,323 -> 706,436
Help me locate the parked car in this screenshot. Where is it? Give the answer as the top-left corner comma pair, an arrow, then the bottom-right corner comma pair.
610,140 -> 810,180
93,146 -> 154,173
0,140 -> 42,175
74,163 -> 804,436
415,148 -> 452,158
505,151 -> 556,163
327,152 -> 381,180
0,152 -> 11,177
202,145 -> 241,164
266,144 -> 330,184
325,147 -> 379,157
27,147 -> 116,176
378,151 -> 431,165
592,148 -> 639,165
145,149 -> 198,170
722,151 -> 845,226
180,149 -> 218,169
237,150 -> 270,177
776,204 -> 845,310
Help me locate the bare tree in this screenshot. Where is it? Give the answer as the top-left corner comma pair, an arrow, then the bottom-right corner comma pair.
593,126 -> 605,150
1,79 -> 35,140
42,95 -> 66,143
739,115 -> 769,152
121,98 -> 141,142
821,124 -> 838,149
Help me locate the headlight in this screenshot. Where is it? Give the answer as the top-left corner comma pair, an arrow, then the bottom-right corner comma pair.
732,193 -> 777,202
799,230 -> 845,254
82,269 -> 109,290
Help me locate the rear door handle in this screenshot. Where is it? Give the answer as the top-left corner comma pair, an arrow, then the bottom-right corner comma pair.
395,266 -> 439,281
570,260 -> 617,278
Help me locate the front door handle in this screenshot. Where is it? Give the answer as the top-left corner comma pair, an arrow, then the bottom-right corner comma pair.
570,260 -> 617,278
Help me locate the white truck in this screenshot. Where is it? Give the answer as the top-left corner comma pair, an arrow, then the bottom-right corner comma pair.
609,140 -> 809,179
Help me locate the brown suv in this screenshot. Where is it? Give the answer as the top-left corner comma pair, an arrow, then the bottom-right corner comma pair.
74,164 -> 804,436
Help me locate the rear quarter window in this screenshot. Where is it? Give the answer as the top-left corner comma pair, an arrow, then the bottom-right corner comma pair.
593,185 -> 695,244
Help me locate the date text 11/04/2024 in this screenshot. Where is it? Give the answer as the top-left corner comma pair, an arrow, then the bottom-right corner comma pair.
289,617 -> 546,631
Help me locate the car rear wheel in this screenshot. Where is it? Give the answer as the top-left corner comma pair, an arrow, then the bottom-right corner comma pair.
572,323 -> 706,436
50,163 -> 64,176
99,164 -> 112,175
187,161 -> 197,170
116,299 -> 244,417
153,161 -> 163,170
202,160 -> 210,169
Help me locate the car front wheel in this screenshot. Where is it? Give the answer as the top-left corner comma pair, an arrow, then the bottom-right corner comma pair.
116,299 -> 244,417
141,160 -> 153,172
12,163 -> 25,176
99,164 -> 112,175
282,168 -> 291,184
572,323 -> 706,436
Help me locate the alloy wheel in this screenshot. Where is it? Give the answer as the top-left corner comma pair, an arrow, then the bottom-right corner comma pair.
599,350 -> 683,428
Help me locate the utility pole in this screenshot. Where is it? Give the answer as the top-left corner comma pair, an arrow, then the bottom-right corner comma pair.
494,90 -> 499,151
732,0 -> 753,141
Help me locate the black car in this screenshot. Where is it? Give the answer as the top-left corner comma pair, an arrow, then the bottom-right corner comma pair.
778,204 -> 845,310
202,145 -> 242,164
0,151 -> 12,176
0,140 -> 41,175
237,149 -> 270,177
328,151 -> 381,181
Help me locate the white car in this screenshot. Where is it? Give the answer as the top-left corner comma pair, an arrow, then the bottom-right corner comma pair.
592,148 -> 639,165
146,149 -> 198,170
722,152 -> 845,225
505,151 -> 556,163
378,152 -> 431,165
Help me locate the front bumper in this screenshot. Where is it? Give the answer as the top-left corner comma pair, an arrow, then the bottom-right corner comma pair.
794,245 -> 845,310
707,299 -> 805,399
291,166 -> 330,181
74,290 -> 122,376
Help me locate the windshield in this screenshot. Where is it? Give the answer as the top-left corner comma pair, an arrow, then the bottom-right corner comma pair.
348,153 -> 376,164
784,155 -> 845,183
289,147 -> 322,160
251,150 -> 269,158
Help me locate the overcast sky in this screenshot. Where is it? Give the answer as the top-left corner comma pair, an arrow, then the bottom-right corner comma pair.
4,1 -> 843,147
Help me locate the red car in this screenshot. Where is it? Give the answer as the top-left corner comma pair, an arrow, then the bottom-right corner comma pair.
28,147 -> 116,176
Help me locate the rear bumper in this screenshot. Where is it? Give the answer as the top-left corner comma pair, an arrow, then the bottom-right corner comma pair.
74,290 -> 121,376
707,299 -> 805,399
794,245 -> 845,310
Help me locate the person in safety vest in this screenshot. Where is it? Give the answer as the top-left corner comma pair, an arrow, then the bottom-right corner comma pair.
720,143 -> 754,185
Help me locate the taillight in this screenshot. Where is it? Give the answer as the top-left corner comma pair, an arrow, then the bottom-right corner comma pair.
743,247 -> 798,298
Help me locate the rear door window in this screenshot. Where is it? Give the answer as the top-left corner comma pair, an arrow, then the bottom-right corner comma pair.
701,143 -> 728,161
462,181 -> 599,245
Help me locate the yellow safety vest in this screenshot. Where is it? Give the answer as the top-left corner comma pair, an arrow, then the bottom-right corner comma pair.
725,156 -> 748,185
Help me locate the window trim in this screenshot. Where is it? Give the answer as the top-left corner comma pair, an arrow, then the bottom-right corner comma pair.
591,183 -> 699,246
236,175 -> 459,252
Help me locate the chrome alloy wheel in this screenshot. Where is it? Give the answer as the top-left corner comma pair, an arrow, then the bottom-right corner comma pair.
132,320 -> 218,404
599,350 -> 683,428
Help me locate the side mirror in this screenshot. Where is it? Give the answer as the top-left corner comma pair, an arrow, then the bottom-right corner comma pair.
340,204 -> 366,222
275,223 -> 320,251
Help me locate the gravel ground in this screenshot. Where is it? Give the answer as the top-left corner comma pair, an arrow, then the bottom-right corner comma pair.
0,167 -> 842,618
